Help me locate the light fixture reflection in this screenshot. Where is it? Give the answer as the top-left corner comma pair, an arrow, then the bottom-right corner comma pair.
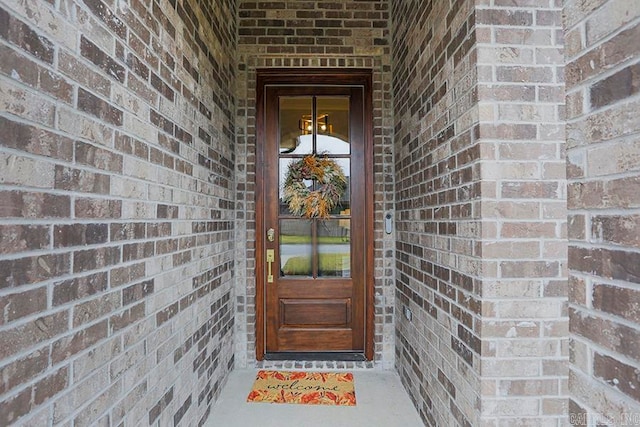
299,114 -> 330,134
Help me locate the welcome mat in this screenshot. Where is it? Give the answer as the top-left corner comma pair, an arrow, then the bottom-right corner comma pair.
247,370 -> 356,406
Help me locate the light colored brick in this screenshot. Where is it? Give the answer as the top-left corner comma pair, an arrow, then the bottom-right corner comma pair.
0,153 -> 55,188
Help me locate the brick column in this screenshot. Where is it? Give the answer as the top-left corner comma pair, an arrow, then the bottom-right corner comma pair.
475,0 -> 568,424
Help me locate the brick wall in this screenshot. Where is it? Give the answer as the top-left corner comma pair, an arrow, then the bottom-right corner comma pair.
565,0 -> 640,425
0,0 -> 236,424
476,0 -> 567,424
393,0 -> 568,425
234,0 -> 395,369
6,0 -> 639,424
392,0 -> 482,425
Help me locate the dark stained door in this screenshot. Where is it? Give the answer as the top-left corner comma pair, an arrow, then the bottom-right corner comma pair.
257,71 -> 372,357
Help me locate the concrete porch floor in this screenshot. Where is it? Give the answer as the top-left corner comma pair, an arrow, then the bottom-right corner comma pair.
206,369 -> 423,426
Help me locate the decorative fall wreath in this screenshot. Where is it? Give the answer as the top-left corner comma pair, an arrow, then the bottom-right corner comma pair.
282,154 -> 347,219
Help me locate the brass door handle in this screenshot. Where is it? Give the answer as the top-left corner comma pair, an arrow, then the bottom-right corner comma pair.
266,249 -> 275,283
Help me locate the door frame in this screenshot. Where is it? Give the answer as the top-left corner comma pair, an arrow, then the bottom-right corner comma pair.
255,69 -> 374,361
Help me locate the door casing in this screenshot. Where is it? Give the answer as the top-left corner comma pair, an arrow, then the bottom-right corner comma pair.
255,69 -> 374,361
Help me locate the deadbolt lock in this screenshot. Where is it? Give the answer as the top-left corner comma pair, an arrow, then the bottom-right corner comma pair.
267,228 -> 275,242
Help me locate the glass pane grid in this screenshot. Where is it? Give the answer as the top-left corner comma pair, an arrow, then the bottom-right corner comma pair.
277,95 -> 352,280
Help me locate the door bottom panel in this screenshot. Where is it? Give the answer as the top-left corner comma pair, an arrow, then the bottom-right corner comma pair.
274,329 -> 355,351
280,298 -> 352,328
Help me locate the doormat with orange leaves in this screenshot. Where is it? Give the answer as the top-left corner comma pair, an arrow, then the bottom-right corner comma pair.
246,370 -> 356,406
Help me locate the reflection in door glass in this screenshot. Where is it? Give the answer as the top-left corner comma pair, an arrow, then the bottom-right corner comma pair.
318,219 -> 351,277
279,97 -> 312,154
316,97 -> 350,152
279,219 -> 312,277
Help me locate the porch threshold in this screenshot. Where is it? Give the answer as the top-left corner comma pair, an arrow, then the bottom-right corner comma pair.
264,352 -> 367,362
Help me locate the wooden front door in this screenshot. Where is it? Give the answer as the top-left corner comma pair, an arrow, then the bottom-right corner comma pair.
256,70 -> 373,359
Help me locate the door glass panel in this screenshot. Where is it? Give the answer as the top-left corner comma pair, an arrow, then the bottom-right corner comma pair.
279,97 -> 312,154
280,219 -> 312,277
278,95 -> 353,279
324,161 -> 350,215
316,97 -> 350,154
279,160 -> 350,216
279,158 -> 314,215
318,219 -> 351,277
